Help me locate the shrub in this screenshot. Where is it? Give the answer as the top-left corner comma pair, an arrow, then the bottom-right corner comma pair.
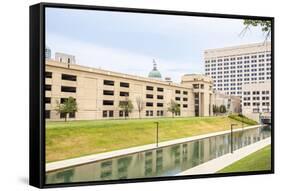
228,114 -> 258,125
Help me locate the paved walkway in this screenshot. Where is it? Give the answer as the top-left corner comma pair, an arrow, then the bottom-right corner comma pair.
46,125 -> 263,172
176,137 -> 271,176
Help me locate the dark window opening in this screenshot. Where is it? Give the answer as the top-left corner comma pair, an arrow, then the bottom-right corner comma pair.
120,92 -> 129,96
183,97 -> 188,101
45,84 -> 52,91
45,97 -> 51,104
183,91 -> 188,95
120,82 -> 129,88
103,110 -> 107,117
103,100 -> 114,106
157,110 -> 164,116
146,94 -> 153,99
146,86 -> 154,91
60,98 -> 67,104
193,84 -> 199,89
157,103 -> 163,107
104,80 -> 114,86
119,111 -> 124,117
69,112 -> 75,118
175,97 -> 181,101
146,102 -> 153,107
103,90 -> 114,96
61,86 -> 76,93
60,112 -> 66,119
157,87 -> 164,92
109,110 -> 114,117
157,95 -> 163,99
146,111 -> 149,116
46,71 -> 52,78
175,90 -> 181,94
62,74 -> 77,81
145,110 -> 153,117
183,104 -> 188,108
45,110 -> 50,119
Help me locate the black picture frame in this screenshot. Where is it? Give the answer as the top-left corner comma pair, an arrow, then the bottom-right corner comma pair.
29,2 -> 275,189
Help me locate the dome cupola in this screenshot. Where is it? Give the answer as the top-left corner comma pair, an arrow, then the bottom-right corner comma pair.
148,60 -> 162,79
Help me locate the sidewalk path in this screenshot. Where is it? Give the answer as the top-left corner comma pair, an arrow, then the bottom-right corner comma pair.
176,137 -> 271,176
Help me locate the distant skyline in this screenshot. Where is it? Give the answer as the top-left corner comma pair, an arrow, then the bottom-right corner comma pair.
46,8 -> 268,82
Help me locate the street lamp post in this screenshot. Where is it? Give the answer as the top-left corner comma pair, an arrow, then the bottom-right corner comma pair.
155,122 -> 159,147
230,123 -> 238,153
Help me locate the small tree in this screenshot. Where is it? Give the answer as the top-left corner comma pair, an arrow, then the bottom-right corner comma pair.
213,105 -> 219,115
119,97 -> 134,120
56,96 -> 77,122
168,99 -> 180,118
219,105 -> 227,114
136,96 -> 145,119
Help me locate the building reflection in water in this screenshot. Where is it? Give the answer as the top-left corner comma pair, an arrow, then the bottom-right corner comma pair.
46,126 -> 271,184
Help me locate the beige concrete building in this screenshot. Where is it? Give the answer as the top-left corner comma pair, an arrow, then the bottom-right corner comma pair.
242,81 -> 271,122
181,74 -> 214,117
45,58 -> 214,121
213,91 -> 241,114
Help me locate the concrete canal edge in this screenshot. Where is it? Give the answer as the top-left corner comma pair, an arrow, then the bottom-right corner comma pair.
46,125 -> 265,172
176,137 -> 271,176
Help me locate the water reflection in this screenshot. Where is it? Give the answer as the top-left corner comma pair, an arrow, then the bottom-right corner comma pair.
46,126 -> 271,184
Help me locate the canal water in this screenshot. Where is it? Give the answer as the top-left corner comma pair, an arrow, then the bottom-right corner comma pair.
46,126 -> 271,184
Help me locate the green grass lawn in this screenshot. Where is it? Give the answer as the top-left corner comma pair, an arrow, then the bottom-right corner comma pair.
228,114 -> 258,125
46,116 -> 252,162
218,145 -> 271,173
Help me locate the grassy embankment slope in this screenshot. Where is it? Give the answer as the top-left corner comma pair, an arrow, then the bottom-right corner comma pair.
46,115 -> 257,162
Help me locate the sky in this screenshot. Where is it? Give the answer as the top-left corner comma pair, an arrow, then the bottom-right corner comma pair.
46,8 -> 267,82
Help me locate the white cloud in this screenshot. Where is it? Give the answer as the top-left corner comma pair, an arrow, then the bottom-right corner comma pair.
47,34 -> 201,82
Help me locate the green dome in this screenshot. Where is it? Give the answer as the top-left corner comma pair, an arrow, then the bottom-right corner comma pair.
148,63 -> 162,79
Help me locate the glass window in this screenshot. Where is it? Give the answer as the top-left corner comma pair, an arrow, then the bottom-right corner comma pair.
104,80 -> 114,86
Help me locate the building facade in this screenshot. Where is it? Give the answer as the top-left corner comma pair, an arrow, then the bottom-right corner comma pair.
213,91 -> 241,114
204,42 -> 271,96
45,46 -> 51,60
45,60 -> 214,121
242,81 -> 271,122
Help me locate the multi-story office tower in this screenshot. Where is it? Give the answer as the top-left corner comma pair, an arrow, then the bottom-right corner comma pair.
204,42 -> 271,96
45,56 -> 214,121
